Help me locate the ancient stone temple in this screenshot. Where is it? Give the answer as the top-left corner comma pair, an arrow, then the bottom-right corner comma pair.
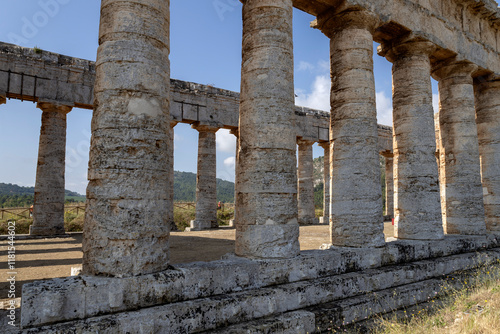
1,0 -> 500,332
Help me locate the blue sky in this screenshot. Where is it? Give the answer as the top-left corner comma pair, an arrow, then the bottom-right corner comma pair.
0,0 -> 439,195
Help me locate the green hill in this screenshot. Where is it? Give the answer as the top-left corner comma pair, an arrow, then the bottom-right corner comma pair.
0,183 -> 85,208
174,171 -> 234,203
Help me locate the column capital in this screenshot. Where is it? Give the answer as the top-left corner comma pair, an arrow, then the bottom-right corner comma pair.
313,8 -> 379,38
432,59 -> 478,82
379,36 -> 437,63
229,128 -> 239,138
474,74 -> 500,90
191,122 -> 220,133
0,95 -> 6,105
318,141 -> 330,150
170,120 -> 178,128
297,138 -> 315,147
37,101 -> 73,114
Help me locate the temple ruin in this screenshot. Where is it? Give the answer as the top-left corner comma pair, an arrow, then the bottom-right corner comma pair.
1,0 -> 500,332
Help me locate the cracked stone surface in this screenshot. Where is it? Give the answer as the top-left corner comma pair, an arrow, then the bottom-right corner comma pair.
297,139 -> 317,225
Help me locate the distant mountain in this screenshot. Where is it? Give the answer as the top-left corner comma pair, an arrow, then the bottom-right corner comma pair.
174,171 -> 234,203
0,183 -> 83,197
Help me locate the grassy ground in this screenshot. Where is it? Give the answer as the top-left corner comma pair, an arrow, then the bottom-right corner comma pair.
372,263 -> 500,334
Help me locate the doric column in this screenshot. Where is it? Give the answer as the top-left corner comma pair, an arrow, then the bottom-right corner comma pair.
384,154 -> 394,218
432,60 -> 485,235
189,124 -> 219,231
475,76 -> 500,234
237,0 -> 300,258
82,0 -> 171,277
297,139 -> 318,225
318,141 -> 331,224
315,8 -> 385,247
382,38 -> 444,240
168,121 -> 178,231
29,102 -> 72,236
229,128 -> 239,227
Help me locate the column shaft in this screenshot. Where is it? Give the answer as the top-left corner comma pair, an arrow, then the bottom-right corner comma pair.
317,9 -> 385,247
384,155 -> 394,218
319,142 -> 331,224
82,0 -> 171,277
30,102 -> 72,236
433,61 -> 485,235
385,39 -> 443,240
475,77 -> 500,234
229,128 -> 239,227
297,139 -> 318,225
190,125 -> 218,230
236,0 -> 300,258
168,121 -> 177,231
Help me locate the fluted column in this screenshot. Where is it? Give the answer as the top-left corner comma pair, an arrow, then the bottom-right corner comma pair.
475,76 -> 500,234
432,61 -> 485,235
236,0 -> 300,258
382,38 -> 444,240
229,128 -> 239,227
297,139 -> 318,225
29,102 -> 72,236
384,154 -> 394,218
190,124 -> 219,231
319,141 -> 331,224
168,121 -> 178,231
316,9 -> 385,247
82,0 -> 171,277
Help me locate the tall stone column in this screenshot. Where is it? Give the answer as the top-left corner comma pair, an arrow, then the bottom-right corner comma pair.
432,61 -> 486,235
384,154 -> 394,218
319,141 -> 331,224
82,0 -> 171,277
29,102 -> 72,236
315,9 -> 385,247
382,38 -> 444,240
475,76 -> 500,234
189,124 -> 219,231
168,121 -> 178,231
237,0 -> 300,258
297,139 -> 318,225
229,128 -> 239,227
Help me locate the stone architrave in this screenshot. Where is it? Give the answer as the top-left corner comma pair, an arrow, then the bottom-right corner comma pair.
190,124 -> 219,231
297,139 -> 318,225
433,60 -> 485,235
384,154 -> 394,218
168,121 -> 178,231
475,76 -> 500,235
318,141 -> 331,225
82,0 -> 172,277
382,38 -> 444,240
315,8 -> 385,247
29,102 -> 72,236
236,0 -> 300,258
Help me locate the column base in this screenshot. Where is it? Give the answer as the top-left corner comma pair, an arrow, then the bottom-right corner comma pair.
186,220 -> 218,231
29,225 -> 66,236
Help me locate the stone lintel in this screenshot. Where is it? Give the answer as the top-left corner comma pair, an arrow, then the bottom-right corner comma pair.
20,235 -> 499,328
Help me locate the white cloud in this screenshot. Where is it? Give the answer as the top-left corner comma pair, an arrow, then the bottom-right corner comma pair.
223,156 -> 235,170
432,93 -> 440,114
216,129 -> 236,154
376,91 -> 393,126
295,75 -> 331,112
297,61 -> 315,71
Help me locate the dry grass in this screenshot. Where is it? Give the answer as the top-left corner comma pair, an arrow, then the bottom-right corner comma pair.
375,263 -> 500,334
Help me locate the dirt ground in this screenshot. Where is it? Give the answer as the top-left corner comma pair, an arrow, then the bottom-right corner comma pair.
0,223 -> 395,305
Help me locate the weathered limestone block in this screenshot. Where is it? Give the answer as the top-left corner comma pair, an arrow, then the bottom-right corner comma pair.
30,102 -> 72,236
432,60 -> 486,235
236,0 -> 300,258
315,8 -> 385,247
168,121 -> 178,231
319,141 -> 331,224
82,0 -> 171,277
384,154 -> 394,218
297,139 -> 318,225
190,124 -> 219,230
475,76 -> 500,235
381,37 -> 444,240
